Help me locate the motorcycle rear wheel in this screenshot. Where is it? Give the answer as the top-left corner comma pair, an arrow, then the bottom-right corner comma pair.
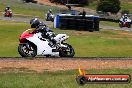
59,43 -> 75,57
18,43 -> 37,57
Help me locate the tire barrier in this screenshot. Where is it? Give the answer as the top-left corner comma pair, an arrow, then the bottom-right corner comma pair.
54,14 -> 100,32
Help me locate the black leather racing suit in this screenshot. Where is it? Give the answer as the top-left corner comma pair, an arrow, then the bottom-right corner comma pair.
35,22 -> 56,44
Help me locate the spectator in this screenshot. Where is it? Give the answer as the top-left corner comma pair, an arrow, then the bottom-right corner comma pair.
79,9 -> 86,18
67,5 -> 71,10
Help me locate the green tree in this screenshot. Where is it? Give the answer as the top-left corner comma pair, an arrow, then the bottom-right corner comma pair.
97,0 -> 121,14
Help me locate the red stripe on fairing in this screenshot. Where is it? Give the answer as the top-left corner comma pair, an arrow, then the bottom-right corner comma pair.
20,32 -> 33,42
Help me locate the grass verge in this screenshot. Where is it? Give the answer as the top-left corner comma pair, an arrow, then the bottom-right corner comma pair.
0,0 -> 64,18
0,69 -> 131,88
1,20 -> 132,57
100,21 -> 119,27
86,0 -> 132,14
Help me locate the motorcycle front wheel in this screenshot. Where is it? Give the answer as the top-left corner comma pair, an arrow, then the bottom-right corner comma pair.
128,23 -> 131,28
59,43 -> 75,57
18,43 -> 37,57
119,23 -> 123,28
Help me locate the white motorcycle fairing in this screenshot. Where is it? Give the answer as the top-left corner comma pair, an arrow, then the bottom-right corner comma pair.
54,34 -> 69,44
25,33 -> 70,57
120,17 -> 132,23
26,33 -> 58,56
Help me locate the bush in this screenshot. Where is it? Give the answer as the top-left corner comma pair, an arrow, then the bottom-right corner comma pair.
121,10 -> 130,15
97,0 -> 121,14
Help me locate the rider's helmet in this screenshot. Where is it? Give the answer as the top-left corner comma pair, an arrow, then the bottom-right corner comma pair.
123,14 -> 128,19
49,9 -> 52,13
6,6 -> 10,10
30,18 -> 40,28
124,14 -> 128,17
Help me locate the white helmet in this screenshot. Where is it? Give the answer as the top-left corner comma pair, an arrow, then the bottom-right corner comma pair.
124,14 -> 128,17
49,9 -> 52,12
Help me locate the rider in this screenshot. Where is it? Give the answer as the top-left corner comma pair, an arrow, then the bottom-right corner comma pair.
47,9 -> 53,19
120,14 -> 129,22
27,18 -> 56,45
5,6 -> 12,13
79,9 -> 86,18
24,18 -> 40,34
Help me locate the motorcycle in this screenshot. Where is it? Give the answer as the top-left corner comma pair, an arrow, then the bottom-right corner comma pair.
119,18 -> 131,28
4,10 -> 12,18
45,13 -> 54,22
18,30 -> 75,57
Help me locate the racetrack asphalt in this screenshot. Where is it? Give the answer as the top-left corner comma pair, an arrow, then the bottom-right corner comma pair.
0,16 -> 52,25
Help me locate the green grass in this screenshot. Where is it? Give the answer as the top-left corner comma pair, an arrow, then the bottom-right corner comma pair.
0,0 -> 64,18
1,20 -> 132,57
0,69 -> 131,88
86,0 -> 132,14
55,28 -> 132,57
121,1 -> 132,14
0,0 -> 132,19
100,21 -> 119,27
0,20 -> 28,57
